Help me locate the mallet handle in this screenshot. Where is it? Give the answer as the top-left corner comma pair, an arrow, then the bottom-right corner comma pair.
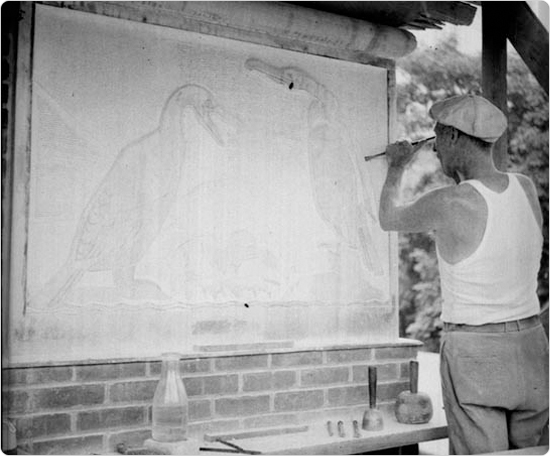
410,360 -> 419,394
368,366 -> 377,409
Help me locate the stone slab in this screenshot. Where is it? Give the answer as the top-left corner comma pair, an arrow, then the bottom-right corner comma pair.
199,411 -> 447,455
143,438 -> 200,455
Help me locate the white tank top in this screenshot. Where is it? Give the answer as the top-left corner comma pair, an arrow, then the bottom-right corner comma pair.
437,173 -> 542,324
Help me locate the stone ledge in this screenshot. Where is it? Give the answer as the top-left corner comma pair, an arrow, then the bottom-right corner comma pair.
4,339 -> 423,369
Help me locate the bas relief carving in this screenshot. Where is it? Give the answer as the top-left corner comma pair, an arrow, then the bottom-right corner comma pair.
28,68 -> 386,309
10,5 -> 395,362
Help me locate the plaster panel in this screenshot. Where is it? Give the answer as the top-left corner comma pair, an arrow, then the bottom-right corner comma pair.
8,5 -> 394,364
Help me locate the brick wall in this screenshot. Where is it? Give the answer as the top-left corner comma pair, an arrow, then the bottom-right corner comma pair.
2,342 -> 419,454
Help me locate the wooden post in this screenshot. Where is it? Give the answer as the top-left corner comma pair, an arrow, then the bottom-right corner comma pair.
1,1 -> 21,362
482,2 -> 509,171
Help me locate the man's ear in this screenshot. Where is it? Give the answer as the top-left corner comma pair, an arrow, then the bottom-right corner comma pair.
450,127 -> 459,143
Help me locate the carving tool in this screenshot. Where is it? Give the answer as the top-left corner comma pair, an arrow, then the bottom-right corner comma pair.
395,360 -> 434,424
204,425 -> 308,442
199,438 -> 262,455
352,420 -> 361,438
337,420 -> 346,438
198,448 -> 261,455
362,366 -> 384,431
364,136 -> 435,162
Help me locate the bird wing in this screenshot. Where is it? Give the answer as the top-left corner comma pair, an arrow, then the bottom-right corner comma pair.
68,131 -> 168,268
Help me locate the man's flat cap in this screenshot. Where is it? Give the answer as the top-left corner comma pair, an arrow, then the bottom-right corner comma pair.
429,95 -> 507,143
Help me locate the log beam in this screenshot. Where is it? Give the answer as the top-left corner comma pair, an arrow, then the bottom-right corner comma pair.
42,1 -> 417,62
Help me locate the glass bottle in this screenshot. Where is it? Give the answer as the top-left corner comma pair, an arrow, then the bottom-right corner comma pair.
152,353 -> 188,442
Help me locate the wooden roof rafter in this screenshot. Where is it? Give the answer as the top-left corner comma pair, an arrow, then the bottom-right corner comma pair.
288,2 -> 547,95
287,2 -> 478,30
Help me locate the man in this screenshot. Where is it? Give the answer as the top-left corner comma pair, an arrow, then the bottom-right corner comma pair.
379,94 -> 548,454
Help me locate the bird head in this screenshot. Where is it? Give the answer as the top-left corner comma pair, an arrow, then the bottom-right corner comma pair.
170,84 -> 229,146
245,58 -> 309,93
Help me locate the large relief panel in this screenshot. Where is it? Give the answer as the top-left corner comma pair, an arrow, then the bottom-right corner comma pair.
10,5 -> 394,363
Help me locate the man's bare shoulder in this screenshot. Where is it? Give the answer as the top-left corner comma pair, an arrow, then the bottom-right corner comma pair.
417,184 -> 484,225
424,183 -> 482,206
432,183 -> 487,260
428,183 -> 486,227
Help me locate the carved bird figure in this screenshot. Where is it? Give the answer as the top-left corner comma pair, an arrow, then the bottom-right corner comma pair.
246,59 -> 383,276
29,84 -> 228,308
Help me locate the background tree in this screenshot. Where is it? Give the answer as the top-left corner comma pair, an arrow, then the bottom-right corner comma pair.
395,37 -> 549,351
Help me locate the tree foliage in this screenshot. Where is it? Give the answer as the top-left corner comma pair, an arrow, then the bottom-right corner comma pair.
396,37 -> 549,351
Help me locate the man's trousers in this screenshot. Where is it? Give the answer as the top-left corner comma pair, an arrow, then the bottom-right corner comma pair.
440,317 -> 549,455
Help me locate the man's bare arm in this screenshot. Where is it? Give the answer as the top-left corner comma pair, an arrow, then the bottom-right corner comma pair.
379,175 -> 447,232
378,141 -> 446,233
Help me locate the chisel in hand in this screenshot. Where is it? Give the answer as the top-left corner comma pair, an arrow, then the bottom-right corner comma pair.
364,136 -> 435,162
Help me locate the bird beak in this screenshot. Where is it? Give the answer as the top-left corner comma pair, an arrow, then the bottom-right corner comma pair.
245,58 -> 293,87
197,102 -> 234,147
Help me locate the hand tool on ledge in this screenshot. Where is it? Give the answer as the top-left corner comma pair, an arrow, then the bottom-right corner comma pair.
326,420 -> 334,437
362,366 -> 384,431
337,420 -> 346,438
352,420 -> 361,438
364,136 -> 435,162
395,360 -> 434,424
198,448 -> 259,455
199,438 -> 261,454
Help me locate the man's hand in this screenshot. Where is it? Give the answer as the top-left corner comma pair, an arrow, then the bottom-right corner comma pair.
385,139 -> 431,169
379,137 -> 444,233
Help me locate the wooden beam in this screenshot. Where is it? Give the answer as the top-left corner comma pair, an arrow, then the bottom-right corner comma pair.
482,2 -> 509,171
288,2 -> 477,28
506,2 -> 549,94
422,1 -> 478,26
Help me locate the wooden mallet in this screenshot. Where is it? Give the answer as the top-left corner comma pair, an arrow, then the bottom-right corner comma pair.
361,366 -> 384,431
395,360 -> 433,424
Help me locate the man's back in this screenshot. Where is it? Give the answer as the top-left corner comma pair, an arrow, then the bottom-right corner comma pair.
436,172 -> 543,324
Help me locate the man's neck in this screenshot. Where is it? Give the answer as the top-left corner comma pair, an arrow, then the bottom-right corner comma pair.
457,156 -> 500,182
